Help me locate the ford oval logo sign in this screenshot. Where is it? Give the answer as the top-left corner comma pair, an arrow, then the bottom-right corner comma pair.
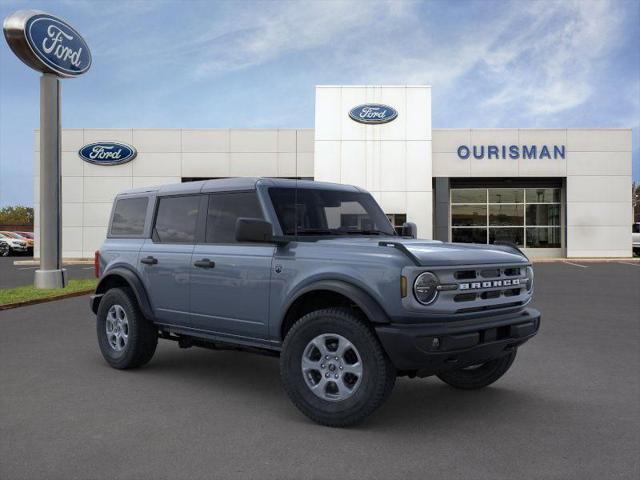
3,10 -> 91,77
79,142 -> 137,166
349,104 -> 398,125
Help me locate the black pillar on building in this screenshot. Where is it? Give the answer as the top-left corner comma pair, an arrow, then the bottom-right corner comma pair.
434,177 -> 450,242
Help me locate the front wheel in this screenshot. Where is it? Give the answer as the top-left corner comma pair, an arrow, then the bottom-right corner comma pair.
436,349 -> 517,390
280,308 -> 396,427
0,243 -> 9,257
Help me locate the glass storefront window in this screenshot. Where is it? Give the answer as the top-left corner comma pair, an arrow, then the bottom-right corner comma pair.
526,227 -> 561,247
452,228 -> 487,243
451,205 -> 487,226
386,213 -> 407,235
489,204 -> 524,226
526,204 -> 561,226
451,189 -> 486,203
489,188 -> 523,203
451,186 -> 562,249
526,188 -> 561,203
489,228 -> 524,247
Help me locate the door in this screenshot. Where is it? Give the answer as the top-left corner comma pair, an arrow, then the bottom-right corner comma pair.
139,194 -> 202,326
189,191 -> 274,340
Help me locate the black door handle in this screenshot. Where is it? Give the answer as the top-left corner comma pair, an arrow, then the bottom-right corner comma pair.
140,256 -> 158,265
194,258 -> 215,269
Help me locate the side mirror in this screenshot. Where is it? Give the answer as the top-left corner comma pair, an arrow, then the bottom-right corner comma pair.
401,222 -> 417,239
235,218 -> 274,243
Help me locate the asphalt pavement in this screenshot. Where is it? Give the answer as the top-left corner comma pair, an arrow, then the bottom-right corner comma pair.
1,262 -> 639,479
0,256 -> 95,289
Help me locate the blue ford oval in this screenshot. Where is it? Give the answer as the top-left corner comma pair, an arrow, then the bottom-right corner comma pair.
349,104 -> 398,124
79,142 -> 137,166
25,13 -> 91,77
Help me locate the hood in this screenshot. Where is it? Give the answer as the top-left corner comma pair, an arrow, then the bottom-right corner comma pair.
398,239 -> 528,266
313,237 -> 528,266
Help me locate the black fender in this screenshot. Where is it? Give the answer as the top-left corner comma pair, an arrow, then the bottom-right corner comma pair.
282,279 -> 390,326
91,266 -> 154,320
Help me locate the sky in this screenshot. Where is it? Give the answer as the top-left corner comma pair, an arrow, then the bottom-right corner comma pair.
0,0 -> 638,206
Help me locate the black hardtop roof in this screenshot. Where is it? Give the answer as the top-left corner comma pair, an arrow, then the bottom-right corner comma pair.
116,177 -> 362,197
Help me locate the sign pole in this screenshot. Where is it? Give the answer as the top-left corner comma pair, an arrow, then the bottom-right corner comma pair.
35,73 -> 65,288
4,9 -> 91,289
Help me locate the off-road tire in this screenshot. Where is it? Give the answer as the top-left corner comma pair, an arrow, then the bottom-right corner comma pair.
436,349 -> 517,390
280,308 -> 396,427
96,287 -> 158,369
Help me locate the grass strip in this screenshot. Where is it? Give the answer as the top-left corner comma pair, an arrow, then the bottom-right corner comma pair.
0,278 -> 98,307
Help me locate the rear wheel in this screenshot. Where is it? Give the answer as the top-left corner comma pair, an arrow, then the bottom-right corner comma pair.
280,308 -> 395,427
0,243 -> 9,257
436,349 -> 517,390
96,287 -> 158,369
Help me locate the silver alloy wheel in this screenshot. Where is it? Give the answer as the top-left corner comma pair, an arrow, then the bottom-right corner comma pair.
301,333 -> 363,402
105,304 -> 129,352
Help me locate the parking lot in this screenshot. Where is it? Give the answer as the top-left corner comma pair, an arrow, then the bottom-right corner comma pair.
0,262 -> 638,479
0,257 -> 95,289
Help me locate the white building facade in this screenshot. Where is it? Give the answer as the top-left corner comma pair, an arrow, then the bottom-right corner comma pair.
33,85 -> 634,259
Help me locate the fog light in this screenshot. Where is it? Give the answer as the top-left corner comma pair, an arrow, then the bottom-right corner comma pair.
432,337 -> 440,349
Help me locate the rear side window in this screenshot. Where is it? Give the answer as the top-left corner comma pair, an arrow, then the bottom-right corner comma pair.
205,192 -> 263,243
153,195 -> 200,243
110,197 -> 148,236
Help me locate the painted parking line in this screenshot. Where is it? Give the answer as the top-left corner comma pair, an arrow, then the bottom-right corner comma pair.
81,267 -> 94,270
563,261 -> 588,268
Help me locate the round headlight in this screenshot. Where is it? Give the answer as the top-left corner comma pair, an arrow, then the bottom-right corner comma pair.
413,272 -> 439,305
525,266 -> 534,293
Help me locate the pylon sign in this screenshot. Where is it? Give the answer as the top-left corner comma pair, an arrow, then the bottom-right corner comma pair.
3,10 -> 91,288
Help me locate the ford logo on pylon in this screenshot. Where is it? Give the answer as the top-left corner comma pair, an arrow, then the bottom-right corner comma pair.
79,142 -> 137,166
349,104 -> 398,124
3,10 -> 91,77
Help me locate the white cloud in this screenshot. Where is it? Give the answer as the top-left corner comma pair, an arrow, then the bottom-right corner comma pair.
481,0 -> 624,116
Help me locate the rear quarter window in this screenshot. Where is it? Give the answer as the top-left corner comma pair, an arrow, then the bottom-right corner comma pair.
110,197 -> 148,236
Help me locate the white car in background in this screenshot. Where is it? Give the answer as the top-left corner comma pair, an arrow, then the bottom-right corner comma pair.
633,223 -> 640,256
0,232 -> 28,256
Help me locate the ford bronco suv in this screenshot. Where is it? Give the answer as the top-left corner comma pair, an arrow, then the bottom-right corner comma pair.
91,178 -> 540,427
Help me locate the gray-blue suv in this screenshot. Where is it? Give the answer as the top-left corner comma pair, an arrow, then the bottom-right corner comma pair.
91,178 -> 540,426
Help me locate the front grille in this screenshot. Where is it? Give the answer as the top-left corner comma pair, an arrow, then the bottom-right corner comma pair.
421,263 -> 531,315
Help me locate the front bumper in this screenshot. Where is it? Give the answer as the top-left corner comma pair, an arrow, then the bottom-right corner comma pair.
375,308 -> 540,375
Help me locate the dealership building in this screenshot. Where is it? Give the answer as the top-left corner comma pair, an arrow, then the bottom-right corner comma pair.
33,85 -> 634,259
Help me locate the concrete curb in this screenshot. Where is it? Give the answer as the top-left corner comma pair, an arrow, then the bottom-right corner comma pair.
13,259 -> 93,266
0,289 -> 94,311
532,258 -> 640,263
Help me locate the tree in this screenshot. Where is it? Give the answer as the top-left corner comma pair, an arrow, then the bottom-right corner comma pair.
634,182 -> 640,223
0,205 -> 34,226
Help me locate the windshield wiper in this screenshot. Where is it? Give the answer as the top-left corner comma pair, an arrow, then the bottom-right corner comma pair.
293,228 -> 346,236
344,229 -> 393,236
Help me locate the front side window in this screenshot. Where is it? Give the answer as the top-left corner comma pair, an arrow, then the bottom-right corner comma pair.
269,188 -> 395,236
110,197 -> 148,236
153,195 -> 200,243
205,192 -> 264,243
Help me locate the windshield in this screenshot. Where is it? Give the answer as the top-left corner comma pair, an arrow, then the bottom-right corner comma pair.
269,187 -> 396,236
